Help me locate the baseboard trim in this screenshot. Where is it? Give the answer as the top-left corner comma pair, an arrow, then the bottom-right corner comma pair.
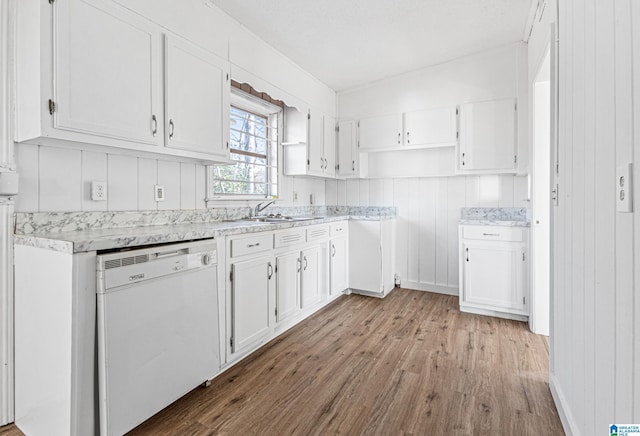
549,372 -> 579,436
400,281 -> 458,296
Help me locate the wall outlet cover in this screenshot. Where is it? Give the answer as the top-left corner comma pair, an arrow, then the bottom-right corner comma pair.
91,180 -> 107,201
155,185 -> 165,202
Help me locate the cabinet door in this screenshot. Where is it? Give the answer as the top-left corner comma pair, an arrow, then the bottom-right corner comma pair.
165,35 -> 230,158
463,243 -> 525,311
358,114 -> 402,150
276,252 -> 300,322
323,115 -> 336,176
337,120 -> 358,176
231,256 -> 273,353
300,247 -> 320,308
307,110 -> 324,175
459,98 -> 517,171
404,107 -> 457,147
55,0 -> 162,145
330,237 -> 348,296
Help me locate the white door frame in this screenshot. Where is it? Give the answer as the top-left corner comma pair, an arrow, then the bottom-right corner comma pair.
530,49 -> 551,336
0,0 -> 16,425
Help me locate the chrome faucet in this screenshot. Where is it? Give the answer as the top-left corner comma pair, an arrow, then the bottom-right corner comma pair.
254,201 -> 275,216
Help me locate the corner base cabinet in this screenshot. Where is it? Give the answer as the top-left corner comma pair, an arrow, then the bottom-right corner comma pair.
458,225 -> 529,321
349,219 -> 396,298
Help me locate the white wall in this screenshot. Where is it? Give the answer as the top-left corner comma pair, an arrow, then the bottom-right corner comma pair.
14,143 -> 325,213
549,0 -> 640,434
327,175 -> 527,294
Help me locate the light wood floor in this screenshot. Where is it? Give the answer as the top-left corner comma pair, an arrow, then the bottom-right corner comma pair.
0,289 -> 563,435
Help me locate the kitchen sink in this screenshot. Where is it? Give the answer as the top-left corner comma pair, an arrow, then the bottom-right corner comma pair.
238,216 -> 323,223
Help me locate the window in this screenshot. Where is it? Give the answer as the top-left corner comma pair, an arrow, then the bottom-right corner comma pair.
209,90 -> 280,198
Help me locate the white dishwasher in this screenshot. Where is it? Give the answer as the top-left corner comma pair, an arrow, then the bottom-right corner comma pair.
96,239 -> 219,436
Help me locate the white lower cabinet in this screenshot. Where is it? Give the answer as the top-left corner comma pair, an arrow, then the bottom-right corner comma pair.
458,225 -> 529,321
349,219 -> 396,298
300,246 -> 321,308
275,251 -> 301,322
329,222 -> 349,298
230,255 -> 275,354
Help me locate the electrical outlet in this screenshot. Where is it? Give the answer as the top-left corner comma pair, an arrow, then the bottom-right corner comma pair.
91,181 -> 107,201
154,185 -> 165,202
616,163 -> 633,213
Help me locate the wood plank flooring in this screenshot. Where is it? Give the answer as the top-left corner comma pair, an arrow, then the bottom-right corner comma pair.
0,289 -> 563,435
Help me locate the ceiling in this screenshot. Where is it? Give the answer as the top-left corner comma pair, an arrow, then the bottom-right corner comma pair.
210,0 -> 534,92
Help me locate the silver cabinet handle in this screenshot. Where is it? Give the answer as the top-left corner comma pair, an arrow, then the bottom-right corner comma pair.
267,262 -> 273,279
482,233 -> 500,237
320,158 -> 324,169
247,242 -> 260,248
466,247 -> 469,262
324,158 -> 328,169
332,244 -> 336,257
297,257 -> 301,272
303,256 -> 308,271
461,152 -> 465,166
151,114 -> 158,137
397,132 -> 401,144
406,131 -> 410,144
352,160 -> 355,171
169,119 -> 175,139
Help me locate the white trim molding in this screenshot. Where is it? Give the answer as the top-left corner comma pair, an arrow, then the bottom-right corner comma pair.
0,0 -> 16,425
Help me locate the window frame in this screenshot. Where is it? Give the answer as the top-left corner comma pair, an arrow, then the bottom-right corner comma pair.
206,89 -> 282,202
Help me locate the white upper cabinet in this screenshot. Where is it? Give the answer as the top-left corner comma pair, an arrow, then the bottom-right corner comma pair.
403,107 -> 457,147
16,0 -> 231,163
358,114 -> 402,151
164,35 -> 230,158
358,107 -> 457,152
55,0 -> 163,146
337,120 -> 359,177
283,108 -> 336,178
458,98 -> 517,172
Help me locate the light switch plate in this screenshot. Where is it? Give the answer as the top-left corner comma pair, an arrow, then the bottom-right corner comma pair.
616,163 -> 633,213
154,185 -> 165,202
91,181 -> 107,201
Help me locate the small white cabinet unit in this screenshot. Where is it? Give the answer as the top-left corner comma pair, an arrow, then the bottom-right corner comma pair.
458,224 -> 529,321
458,98 -> 518,172
275,251 -> 301,323
337,120 -> 359,177
358,114 -> 402,151
227,233 -> 276,356
300,247 -> 321,308
349,219 -> 396,298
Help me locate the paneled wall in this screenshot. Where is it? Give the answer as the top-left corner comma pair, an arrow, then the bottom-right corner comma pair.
327,174 -> 528,294
550,0 -> 640,434
14,143 -> 325,213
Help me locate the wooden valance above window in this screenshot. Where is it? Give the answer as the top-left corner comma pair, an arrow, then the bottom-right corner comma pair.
230,80 -> 284,108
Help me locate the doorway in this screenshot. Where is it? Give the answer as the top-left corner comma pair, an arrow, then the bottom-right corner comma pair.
530,49 -> 551,336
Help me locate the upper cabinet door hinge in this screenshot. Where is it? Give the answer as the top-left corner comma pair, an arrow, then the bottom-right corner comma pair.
522,252 -> 525,261
229,270 -> 233,282
49,0 -> 55,4
456,108 -> 459,115
307,113 -> 311,120
226,73 -> 229,81
48,99 -> 56,115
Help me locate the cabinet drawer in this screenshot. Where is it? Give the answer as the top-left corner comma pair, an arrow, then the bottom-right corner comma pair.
306,225 -> 329,242
230,233 -> 273,257
330,222 -> 348,237
274,228 -> 306,248
462,226 -> 525,242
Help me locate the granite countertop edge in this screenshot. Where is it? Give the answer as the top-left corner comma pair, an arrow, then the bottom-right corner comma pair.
459,219 -> 531,227
15,214 -> 395,253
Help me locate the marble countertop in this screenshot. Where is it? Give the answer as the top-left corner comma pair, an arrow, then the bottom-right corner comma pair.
15,214 -> 394,254
458,207 -> 530,228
